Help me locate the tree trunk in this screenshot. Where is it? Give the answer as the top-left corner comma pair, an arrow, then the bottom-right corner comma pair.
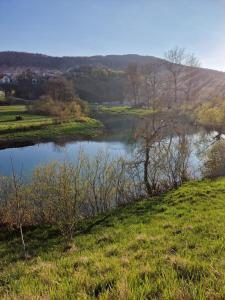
144,145 -> 152,196
174,77 -> 177,103
19,224 -> 27,258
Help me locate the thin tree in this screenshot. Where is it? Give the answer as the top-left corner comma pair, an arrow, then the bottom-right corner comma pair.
164,47 -> 187,104
2,160 -> 33,258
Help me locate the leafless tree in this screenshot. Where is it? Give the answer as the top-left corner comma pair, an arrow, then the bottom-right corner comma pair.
164,47 -> 187,103
31,161 -> 83,245
141,62 -> 163,110
127,63 -> 141,106
164,47 -> 200,104
1,162 -> 33,258
183,54 -> 201,102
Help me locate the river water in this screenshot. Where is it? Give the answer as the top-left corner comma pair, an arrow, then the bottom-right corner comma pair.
0,114 -> 212,178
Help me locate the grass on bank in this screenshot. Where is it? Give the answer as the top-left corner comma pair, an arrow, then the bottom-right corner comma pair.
98,105 -> 155,116
1,179 -> 225,299
0,91 -> 5,101
0,105 -> 103,144
0,105 -> 53,132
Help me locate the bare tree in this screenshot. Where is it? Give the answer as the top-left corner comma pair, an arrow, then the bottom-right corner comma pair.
127,63 -> 141,106
134,116 -> 166,195
1,163 -> 33,258
141,62 -> 162,110
164,47 -> 200,104
164,47 -> 187,103
183,54 -> 201,102
31,161 -> 83,246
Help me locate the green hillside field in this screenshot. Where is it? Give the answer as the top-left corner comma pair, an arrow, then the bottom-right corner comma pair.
1,179 -> 225,299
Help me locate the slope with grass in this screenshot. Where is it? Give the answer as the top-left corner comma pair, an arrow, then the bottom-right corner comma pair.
98,105 -> 155,116
0,105 -> 103,148
1,179 -> 225,299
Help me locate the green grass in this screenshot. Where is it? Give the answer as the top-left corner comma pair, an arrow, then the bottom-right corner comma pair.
0,105 -> 103,145
98,105 -> 155,116
1,179 -> 225,299
0,105 -> 53,133
0,91 -> 5,101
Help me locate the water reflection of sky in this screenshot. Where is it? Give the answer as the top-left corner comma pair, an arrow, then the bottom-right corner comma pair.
0,131 -> 215,178
0,141 -> 132,177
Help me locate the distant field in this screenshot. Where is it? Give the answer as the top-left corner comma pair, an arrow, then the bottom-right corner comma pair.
0,105 -> 103,145
0,91 -> 5,101
98,105 -> 155,116
1,178 -> 225,299
0,105 -> 53,133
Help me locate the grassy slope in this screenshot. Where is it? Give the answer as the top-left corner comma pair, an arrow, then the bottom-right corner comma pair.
0,105 -> 103,145
0,91 -> 5,101
1,179 -> 225,299
98,105 -> 155,116
0,105 -> 53,132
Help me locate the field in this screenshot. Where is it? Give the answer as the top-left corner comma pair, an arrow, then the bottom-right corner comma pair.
1,178 -> 225,299
0,105 -> 53,133
0,105 -> 103,146
0,91 -> 5,101
98,105 -> 155,116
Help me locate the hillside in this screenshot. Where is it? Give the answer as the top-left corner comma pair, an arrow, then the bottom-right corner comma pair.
0,51 -> 163,72
1,51 -> 225,103
1,179 -> 225,299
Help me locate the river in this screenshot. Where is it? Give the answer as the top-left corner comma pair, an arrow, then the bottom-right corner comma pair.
0,114 -> 212,178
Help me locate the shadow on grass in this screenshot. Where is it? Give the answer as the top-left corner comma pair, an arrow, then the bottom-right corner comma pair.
0,196 -> 165,265
0,225 -> 62,265
78,197 -> 165,235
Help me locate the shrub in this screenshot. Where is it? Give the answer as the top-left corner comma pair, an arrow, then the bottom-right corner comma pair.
203,140 -> 225,178
28,96 -> 87,119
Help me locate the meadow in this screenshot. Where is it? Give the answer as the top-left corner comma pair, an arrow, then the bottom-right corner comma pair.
1,178 -> 225,299
0,105 -> 103,146
98,105 -> 155,116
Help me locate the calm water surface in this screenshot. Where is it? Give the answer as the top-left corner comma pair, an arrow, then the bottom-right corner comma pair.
0,140 -> 135,177
0,115 -> 211,178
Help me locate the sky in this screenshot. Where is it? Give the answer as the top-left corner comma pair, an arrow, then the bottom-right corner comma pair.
1,0 -> 225,71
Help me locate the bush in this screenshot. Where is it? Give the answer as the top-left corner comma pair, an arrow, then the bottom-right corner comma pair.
203,140 -> 225,178
28,96 -> 87,119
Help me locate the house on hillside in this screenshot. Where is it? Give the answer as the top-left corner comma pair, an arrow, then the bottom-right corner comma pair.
0,75 -> 12,84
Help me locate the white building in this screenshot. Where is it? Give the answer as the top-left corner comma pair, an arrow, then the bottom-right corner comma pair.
0,75 -> 12,84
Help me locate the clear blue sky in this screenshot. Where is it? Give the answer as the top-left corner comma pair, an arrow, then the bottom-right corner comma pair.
1,0 -> 225,70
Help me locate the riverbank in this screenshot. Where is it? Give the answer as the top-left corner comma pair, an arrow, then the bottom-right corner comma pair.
0,105 -> 103,149
95,104 -> 155,116
0,178 -> 225,299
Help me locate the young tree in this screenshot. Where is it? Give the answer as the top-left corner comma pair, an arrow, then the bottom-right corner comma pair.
1,164 -> 33,258
31,161 -> 83,246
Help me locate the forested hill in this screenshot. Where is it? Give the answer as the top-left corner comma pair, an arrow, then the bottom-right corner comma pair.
0,51 -> 164,71
1,51 -> 225,103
